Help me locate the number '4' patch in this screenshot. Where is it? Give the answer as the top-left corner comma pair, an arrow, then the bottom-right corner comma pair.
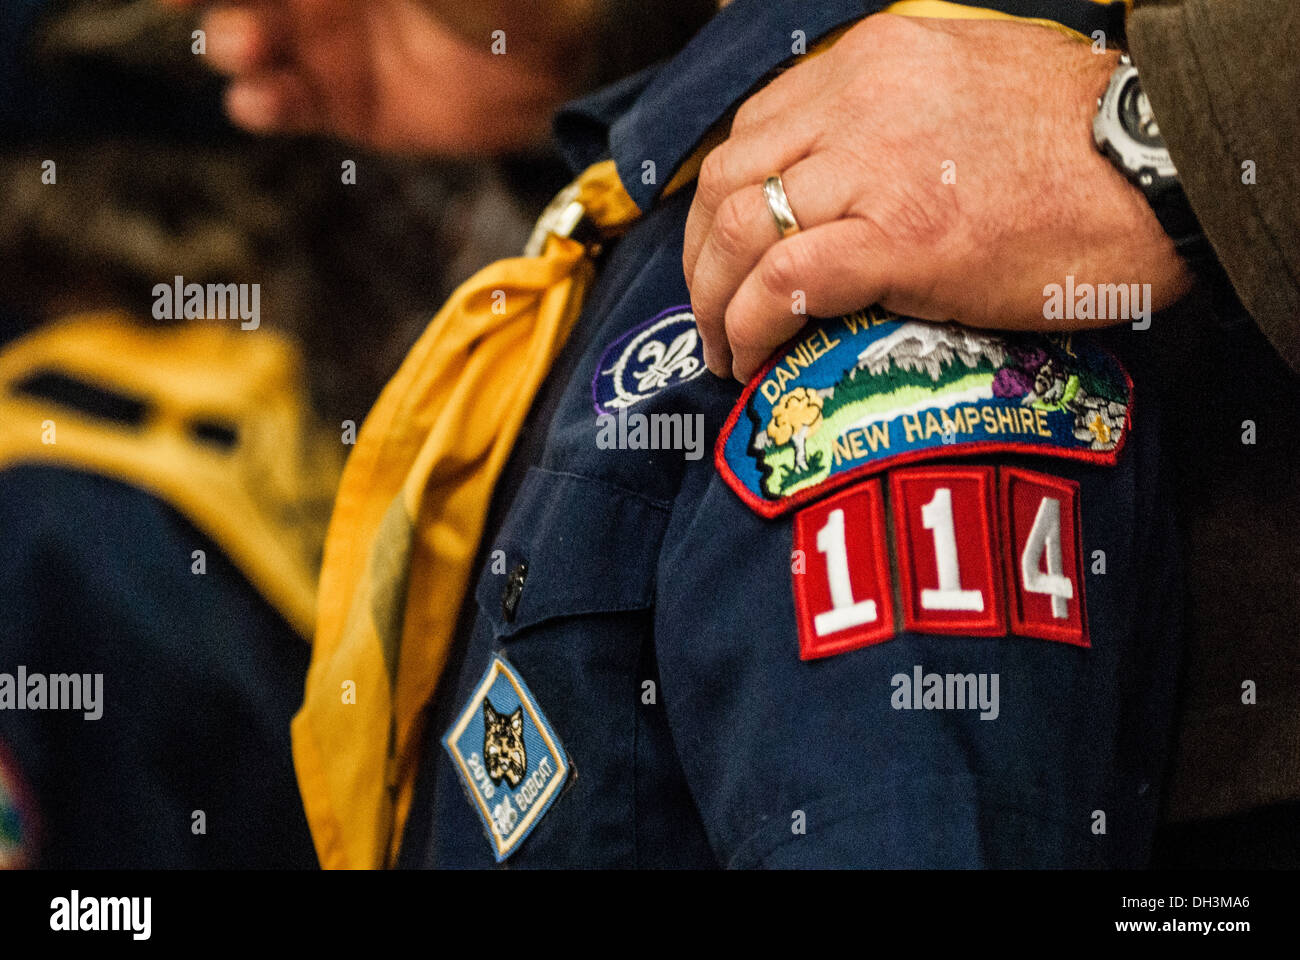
999,468 -> 1087,646
791,466 -> 1087,657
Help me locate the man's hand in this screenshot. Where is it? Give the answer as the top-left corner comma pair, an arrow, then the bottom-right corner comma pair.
683,14 -> 1193,381
161,0 -> 590,154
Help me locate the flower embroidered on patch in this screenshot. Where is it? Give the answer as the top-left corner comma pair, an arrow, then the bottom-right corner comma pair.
716,309 -> 1132,518
443,657 -> 571,862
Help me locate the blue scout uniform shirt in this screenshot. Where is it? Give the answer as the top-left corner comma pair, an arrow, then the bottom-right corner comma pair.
398,0 -> 1178,869
0,319 -> 317,869
0,468 -> 318,868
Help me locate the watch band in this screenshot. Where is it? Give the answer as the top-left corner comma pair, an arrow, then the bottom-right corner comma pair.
1095,55 -> 1220,277
1149,179 -> 1215,269
1150,178 -> 1244,322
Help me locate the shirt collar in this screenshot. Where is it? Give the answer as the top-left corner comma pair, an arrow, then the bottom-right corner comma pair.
555,0 -> 880,212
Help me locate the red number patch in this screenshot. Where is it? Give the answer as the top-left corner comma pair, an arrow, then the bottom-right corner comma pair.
889,467 -> 1006,637
999,468 -> 1088,647
791,480 -> 895,660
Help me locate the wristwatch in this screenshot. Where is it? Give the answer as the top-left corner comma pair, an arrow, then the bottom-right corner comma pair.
1092,54 -> 1214,269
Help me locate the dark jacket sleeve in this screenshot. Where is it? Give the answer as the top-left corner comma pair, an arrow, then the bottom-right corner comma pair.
1127,0 -> 1300,371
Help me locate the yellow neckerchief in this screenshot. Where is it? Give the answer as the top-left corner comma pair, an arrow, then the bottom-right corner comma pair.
293,0 -> 1124,870
0,313 -> 341,639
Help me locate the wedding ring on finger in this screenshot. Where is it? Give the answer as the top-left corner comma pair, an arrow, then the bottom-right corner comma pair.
762,173 -> 801,239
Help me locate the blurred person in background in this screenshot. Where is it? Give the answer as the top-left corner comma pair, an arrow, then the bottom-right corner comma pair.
0,0 -> 709,868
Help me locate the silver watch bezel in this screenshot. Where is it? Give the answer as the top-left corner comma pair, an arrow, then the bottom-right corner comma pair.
1092,54 -> 1177,187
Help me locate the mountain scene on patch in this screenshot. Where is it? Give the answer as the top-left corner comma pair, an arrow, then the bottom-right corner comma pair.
747,319 -> 1128,499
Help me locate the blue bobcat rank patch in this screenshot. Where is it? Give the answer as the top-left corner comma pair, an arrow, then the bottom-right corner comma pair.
443,657 -> 571,861
717,308 -> 1133,518
592,305 -> 706,414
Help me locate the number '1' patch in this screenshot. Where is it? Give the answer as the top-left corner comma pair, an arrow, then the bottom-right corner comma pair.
443,657 -> 571,861
890,466 -> 1006,637
792,480 -> 895,659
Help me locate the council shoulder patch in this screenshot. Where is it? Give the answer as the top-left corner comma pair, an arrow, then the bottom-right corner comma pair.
0,743 -> 36,869
443,657 -> 571,862
717,309 -> 1132,517
592,305 -> 706,414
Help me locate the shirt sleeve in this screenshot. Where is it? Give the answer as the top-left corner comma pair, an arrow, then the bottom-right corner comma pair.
1127,0 -> 1300,371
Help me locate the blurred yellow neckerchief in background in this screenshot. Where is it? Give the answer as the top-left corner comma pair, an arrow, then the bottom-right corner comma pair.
293,0 -> 1125,870
0,313 -> 340,639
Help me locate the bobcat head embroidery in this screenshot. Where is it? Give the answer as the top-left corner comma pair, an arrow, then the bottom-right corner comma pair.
483,700 -> 526,788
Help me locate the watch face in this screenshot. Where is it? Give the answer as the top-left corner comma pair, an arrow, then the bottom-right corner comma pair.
1095,63 -> 1179,190
1118,75 -> 1164,148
